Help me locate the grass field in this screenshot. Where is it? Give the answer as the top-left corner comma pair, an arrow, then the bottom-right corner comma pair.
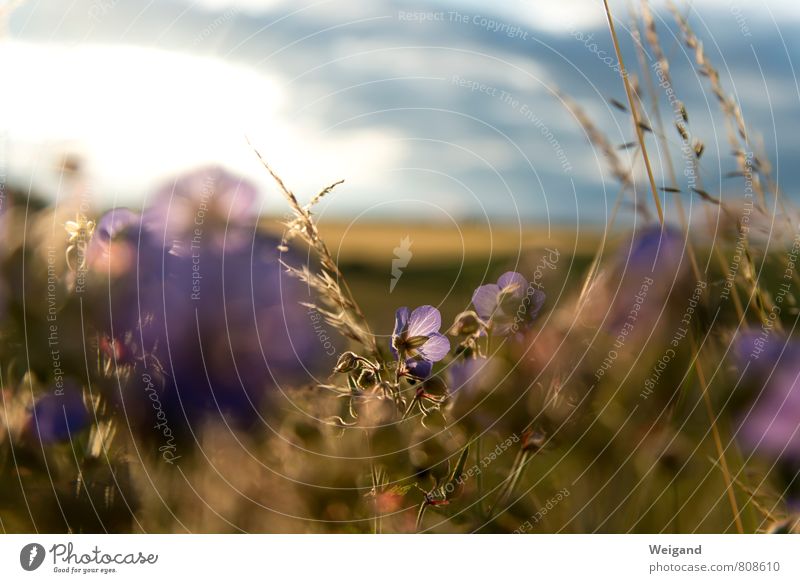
312,220 -> 599,326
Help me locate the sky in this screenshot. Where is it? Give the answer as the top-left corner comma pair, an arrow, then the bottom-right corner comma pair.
1,0 -> 798,226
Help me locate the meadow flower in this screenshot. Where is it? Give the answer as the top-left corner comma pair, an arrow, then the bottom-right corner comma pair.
27,382 -> 89,443
447,356 -> 488,395
621,224 -> 685,276
733,332 -> 795,376
86,208 -> 149,276
124,224 -> 322,428
471,271 -> 545,335
738,367 -> 800,461
85,177 -> 321,429
597,224 -> 690,334
391,305 -> 450,379
86,207 -> 180,363
144,166 -> 258,255
733,333 -> 800,462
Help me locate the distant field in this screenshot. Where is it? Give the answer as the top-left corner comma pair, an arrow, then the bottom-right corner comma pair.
293,220 -> 604,330
315,220 -> 602,263
270,220 -> 773,333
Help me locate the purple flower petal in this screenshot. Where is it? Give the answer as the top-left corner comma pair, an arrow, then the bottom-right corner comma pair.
29,382 -> 89,443
87,208 -> 159,279
497,271 -> 528,296
144,167 -> 258,254
407,305 -> 442,337
406,358 -> 432,380
739,370 -> 800,459
419,332 -> 450,362
219,174 -> 258,222
449,357 -> 487,394
394,307 -> 410,334
529,289 -> 546,319
471,284 -> 500,320
628,225 -> 684,273
96,208 -> 142,240
391,307 -> 410,359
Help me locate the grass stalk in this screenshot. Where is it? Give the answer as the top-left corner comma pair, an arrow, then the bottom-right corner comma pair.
602,0 -> 664,225
692,339 -> 745,533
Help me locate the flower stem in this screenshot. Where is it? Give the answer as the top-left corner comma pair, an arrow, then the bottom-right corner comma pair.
489,449 -> 531,519
475,437 -> 484,515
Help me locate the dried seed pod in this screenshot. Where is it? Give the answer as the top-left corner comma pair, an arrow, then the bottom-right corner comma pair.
692,138 -> 705,159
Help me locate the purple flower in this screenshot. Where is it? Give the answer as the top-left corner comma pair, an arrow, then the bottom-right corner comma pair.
625,225 -> 685,270
733,332 -> 798,377
739,367 -> 800,461
602,224 -> 689,333
448,357 -> 489,395
92,208 -> 141,243
472,271 -> 545,335
27,381 -> 89,443
391,305 -> 450,379
86,208 -> 149,277
144,166 -> 258,256
733,334 -> 800,463
85,172 -> 322,429
87,207 -> 183,363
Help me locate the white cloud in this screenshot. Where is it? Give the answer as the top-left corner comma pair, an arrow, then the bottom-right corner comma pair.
182,0 -> 289,13
0,41 -> 403,210
171,0 -> 800,36
181,0 -> 377,21
437,0 -> 800,34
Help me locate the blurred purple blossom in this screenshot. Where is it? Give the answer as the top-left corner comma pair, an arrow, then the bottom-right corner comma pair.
391,305 -> 450,379
448,357 -> 488,395
87,207 -> 176,364
86,168 -> 320,429
28,381 -> 89,443
144,166 -> 258,256
604,224 -> 688,333
739,367 -> 800,461
733,333 -> 800,463
472,271 -> 544,336
623,225 -> 685,273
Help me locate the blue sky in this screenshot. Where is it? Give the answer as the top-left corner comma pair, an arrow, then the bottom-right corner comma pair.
1,0 -> 798,226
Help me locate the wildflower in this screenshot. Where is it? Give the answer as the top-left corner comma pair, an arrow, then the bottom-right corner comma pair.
86,207 -> 176,362
27,381 -> 89,443
162,227 -> 321,423
602,224 -> 689,334
85,208 -> 150,277
91,208 -> 140,242
738,366 -> 800,461
620,225 -> 685,277
391,305 -> 450,380
732,332 -> 800,507
733,333 -> 800,461
471,271 -> 545,335
85,172 -> 322,429
144,166 -> 257,255
447,356 -> 488,394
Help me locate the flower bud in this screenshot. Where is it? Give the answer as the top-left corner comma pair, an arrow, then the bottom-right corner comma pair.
334,351 -> 361,374
449,310 -> 484,337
